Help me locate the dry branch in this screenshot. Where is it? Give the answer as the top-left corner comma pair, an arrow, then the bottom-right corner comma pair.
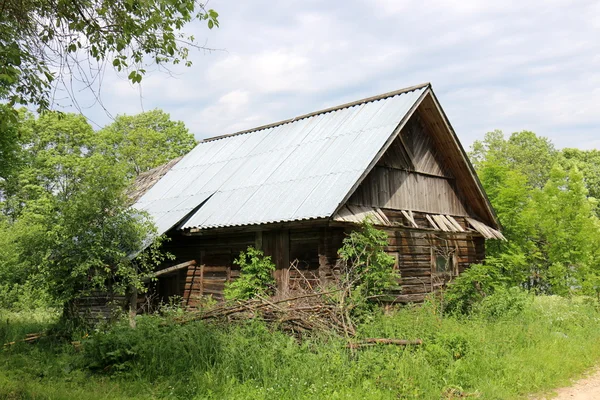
347,338 -> 423,349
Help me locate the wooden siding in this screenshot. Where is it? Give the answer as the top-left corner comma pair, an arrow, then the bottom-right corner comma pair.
349,167 -> 468,215
157,226 -> 345,308
383,229 -> 485,303
416,93 -> 496,226
378,115 -> 452,178
347,105 -> 478,218
151,222 -> 484,307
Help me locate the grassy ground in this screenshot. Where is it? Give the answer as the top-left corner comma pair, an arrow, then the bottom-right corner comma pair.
2,295 -> 600,399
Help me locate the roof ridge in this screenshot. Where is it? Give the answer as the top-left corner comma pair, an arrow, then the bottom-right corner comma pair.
202,82 -> 431,143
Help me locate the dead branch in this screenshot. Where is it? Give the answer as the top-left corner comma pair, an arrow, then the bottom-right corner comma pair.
347,338 -> 423,349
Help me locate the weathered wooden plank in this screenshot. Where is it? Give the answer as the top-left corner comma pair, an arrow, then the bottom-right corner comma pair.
149,260 -> 196,279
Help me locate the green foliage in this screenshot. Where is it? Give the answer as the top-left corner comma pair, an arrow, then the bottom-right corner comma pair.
470,130 -> 600,295
94,109 -> 197,177
0,0 -> 219,113
471,129 -> 558,189
0,110 -> 189,312
5,297 -> 600,399
443,262 -> 508,315
561,148 -> 600,214
472,287 -> 531,320
338,219 -> 397,299
224,247 -> 276,301
83,316 -> 222,377
0,105 -> 22,183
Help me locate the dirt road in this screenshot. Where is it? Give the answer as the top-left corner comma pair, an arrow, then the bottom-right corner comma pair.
539,368 -> 600,399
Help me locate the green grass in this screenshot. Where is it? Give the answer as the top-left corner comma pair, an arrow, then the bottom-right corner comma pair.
2,296 -> 600,399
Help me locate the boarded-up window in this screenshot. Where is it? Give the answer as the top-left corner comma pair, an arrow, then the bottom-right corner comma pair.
431,246 -> 458,277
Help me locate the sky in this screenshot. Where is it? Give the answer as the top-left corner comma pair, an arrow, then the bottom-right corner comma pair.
58,0 -> 600,150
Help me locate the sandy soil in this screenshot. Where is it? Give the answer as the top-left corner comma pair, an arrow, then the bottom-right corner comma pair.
538,368 -> 600,400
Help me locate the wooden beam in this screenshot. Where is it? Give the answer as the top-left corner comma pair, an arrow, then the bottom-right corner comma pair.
146,260 -> 197,280
425,214 -> 440,230
445,215 -> 465,232
377,165 -> 454,180
401,210 -> 418,228
255,231 -> 263,250
432,215 -> 449,232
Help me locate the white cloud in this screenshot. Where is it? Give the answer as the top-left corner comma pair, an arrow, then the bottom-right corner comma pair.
59,0 -> 599,150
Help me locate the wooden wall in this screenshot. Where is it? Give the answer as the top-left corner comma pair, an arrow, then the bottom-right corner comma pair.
382,229 -> 485,303
153,221 -> 484,307
348,110 -> 478,219
155,225 -> 345,308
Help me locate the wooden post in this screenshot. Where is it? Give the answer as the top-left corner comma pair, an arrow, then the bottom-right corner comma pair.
128,285 -> 137,328
318,227 -> 332,284
275,230 -> 290,295
255,231 -> 263,250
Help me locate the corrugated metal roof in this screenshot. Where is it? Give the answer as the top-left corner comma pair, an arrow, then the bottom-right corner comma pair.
133,84 -> 429,234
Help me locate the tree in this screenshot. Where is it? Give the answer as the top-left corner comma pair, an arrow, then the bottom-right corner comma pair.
36,154 -> 167,308
0,0 -> 218,113
0,111 -> 175,314
0,105 -> 23,187
471,131 -> 600,295
0,111 -> 96,217
94,109 -> 196,177
528,166 -> 600,294
561,148 -> 600,215
471,130 -> 558,189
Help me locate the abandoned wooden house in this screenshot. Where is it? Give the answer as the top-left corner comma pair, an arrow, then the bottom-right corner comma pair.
132,82 -> 504,308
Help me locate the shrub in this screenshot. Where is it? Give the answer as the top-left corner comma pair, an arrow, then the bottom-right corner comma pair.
473,286 -> 531,320
83,316 -> 222,378
224,247 -> 276,301
443,262 -> 506,315
337,219 -> 397,298
336,219 -> 397,321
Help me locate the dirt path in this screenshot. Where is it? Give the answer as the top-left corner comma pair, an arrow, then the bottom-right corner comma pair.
538,368 -> 600,399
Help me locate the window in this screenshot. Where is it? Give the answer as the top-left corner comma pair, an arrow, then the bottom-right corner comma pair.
431,247 -> 457,276
435,255 -> 451,273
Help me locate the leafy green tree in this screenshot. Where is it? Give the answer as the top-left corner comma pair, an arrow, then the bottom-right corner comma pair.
527,166 -> 600,294
94,109 -> 196,177
471,131 -> 600,295
0,111 -> 96,217
0,0 -> 218,113
0,111 -> 175,314
37,155 -> 168,308
0,105 -> 23,183
471,130 -> 558,189
561,148 -> 600,215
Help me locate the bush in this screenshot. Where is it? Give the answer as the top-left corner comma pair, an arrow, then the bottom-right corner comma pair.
338,219 -> 397,298
473,287 -> 531,320
224,247 -> 276,301
443,262 -> 506,315
0,280 -> 54,311
83,316 -> 222,378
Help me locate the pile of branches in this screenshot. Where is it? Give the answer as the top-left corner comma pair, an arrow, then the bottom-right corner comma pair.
169,262 -> 422,349
176,290 -> 350,335
173,254 -> 392,339
175,262 -> 356,336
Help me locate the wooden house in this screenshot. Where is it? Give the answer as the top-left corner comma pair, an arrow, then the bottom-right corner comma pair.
132,83 -> 504,308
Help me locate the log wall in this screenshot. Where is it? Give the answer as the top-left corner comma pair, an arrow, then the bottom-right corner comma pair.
381,228 -> 485,303
156,226 -> 345,308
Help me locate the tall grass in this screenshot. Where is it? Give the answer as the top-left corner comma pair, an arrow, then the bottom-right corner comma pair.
2,296 -> 600,399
